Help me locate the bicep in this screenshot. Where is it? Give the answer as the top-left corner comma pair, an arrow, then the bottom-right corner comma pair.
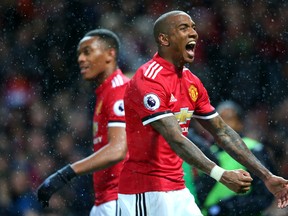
150,115 -> 183,143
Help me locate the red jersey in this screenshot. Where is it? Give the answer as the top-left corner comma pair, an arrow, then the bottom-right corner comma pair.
119,53 -> 217,194
92,69 -> 130,205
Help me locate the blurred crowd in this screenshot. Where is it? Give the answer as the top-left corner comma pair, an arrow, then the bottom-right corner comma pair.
0,0 -> 287,215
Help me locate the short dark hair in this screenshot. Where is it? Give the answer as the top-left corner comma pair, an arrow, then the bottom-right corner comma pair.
84,29 -> 120,58
153,10 -> 186,44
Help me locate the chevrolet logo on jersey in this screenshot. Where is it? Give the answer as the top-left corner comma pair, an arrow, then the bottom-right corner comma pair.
174,108 -> 194,124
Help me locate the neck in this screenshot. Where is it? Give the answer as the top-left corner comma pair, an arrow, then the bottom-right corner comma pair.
95,65 -> 118,87
158,49 -> 185,70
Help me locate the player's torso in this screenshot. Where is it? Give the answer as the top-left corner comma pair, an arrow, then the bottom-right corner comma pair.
92,70 -> 129,204
120,63 -> 200,193
164,69 -> 199,135
126,66 -> 199,139
93,71 -> 128,150
93,95 -> 109,150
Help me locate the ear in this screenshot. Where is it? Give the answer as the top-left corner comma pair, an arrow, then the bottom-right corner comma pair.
158,33 -> 169,46
105,48 -> 116,63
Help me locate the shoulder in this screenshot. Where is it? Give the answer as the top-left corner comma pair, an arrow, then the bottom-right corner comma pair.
141,59 -> 166,80
183,68 -> 202,82
183,68 -> 207,93
111,70 -> 130,88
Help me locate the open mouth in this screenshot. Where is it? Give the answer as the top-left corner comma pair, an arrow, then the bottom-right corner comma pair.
186,41 -> 196,51
80,65 -> 89,74
185,41 -> 196,57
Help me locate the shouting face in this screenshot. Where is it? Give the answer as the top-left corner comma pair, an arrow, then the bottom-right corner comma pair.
157,12 -> 198,67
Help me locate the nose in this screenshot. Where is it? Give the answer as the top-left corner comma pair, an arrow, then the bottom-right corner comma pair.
78,53 -> 85,64
189,27 -> 198,39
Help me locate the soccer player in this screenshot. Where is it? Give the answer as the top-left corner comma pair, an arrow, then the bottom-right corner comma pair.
118,10 -> 288,216
37,29 -> 130,216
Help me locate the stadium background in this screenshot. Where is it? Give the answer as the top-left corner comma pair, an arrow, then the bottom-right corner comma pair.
0,0 -> 287,215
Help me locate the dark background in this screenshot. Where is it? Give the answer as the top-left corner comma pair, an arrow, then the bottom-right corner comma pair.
0,0 -> 287,215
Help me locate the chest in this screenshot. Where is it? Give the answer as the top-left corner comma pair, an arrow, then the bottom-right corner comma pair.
166,76 -> 199,114
93,96 -> 108,124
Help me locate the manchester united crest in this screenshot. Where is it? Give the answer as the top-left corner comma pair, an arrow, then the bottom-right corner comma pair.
189,85 -> 198,102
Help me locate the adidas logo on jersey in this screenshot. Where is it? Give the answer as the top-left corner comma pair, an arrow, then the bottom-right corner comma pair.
111,74 -> 124,88
144,61 -> 163,79
170,94 -> 177,102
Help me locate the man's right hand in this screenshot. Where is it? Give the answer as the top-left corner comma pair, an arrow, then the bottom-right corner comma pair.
219,169 -> 253,193
37,164 -> 76,208
264,175 -> 288,208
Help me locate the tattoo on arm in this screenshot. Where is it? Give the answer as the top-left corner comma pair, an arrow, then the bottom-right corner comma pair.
197,116 -> 272,180
150,116 -> 215,174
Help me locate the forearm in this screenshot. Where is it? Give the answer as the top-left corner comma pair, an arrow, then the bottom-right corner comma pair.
72,144 -> 126,175
173,134 -> 218,174
72,127 -> 127,175
151,116 -> 216,175
224,131 -> 271,180
199,117 -> 272,181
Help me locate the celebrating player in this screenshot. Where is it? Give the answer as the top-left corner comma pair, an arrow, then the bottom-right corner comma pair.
118,10 -> 288,216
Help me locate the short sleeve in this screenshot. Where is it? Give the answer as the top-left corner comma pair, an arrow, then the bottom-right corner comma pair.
126,75 -> 173,126
106,85 -> 126,127
193,77 -> 218,119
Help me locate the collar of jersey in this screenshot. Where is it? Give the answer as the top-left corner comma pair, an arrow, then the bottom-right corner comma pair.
153,52 -> 185,73
95,69 -> 122,95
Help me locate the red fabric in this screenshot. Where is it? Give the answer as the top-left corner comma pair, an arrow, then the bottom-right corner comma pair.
119,53 -> 216,194
92,69 -> 130,205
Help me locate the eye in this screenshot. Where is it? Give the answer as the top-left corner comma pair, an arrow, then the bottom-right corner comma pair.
180,26 -> 188,31
84,49 -> 90,55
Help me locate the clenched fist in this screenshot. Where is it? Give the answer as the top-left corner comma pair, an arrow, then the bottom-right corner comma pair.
219,169 -> 253,194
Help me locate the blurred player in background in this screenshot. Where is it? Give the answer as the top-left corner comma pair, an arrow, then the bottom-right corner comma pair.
118,10 -> 288,216
37,28 -> 130,216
